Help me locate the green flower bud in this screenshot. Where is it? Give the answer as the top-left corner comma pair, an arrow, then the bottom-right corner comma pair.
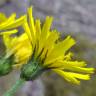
20,60 -> 44,81
0,56 -> 13,76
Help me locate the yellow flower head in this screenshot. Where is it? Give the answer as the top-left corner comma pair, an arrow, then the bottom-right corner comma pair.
0,12 -> 28,75
0,7 -> 94,85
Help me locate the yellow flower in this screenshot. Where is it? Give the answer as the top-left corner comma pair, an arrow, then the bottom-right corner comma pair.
0,12 -> 31,62
2,31 -> 32,65
0,7 -> 94,85
23,7 -> 94,84
0,12 -> 29,75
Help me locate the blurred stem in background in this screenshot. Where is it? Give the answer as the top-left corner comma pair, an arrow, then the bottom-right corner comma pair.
3,79 -> 25,96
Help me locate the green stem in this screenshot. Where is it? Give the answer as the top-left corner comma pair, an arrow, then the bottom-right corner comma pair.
3,79 -> 25,96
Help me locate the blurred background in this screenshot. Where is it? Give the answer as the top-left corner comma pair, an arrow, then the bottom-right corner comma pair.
0,0 -> 96,96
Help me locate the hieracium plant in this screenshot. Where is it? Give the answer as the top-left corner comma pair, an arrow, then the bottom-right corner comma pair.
0,6 -> 94,96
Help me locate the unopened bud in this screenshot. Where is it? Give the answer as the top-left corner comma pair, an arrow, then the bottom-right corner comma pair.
20,60 -> 44,81
0,56 -> 13,76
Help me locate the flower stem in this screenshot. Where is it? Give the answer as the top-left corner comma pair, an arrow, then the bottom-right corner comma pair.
3,79 -> 25,96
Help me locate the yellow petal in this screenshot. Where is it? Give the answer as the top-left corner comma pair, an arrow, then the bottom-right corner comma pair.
68,72 -> 90,80
45,36 -> 76,64
27,6 -> 36,47
1,30 -> 18,50
0,29 -> 18,35
0,13 -> 7,23
2,15 -> 26,30
41,30 -> 60,60
41,16 -> 53,41
17,33 -> 29,42
28,6 -> 35,38
22,22 -> 35,47
0,13 -> 16,29
53,69 -> 91,85
66,66 -> 94,74
15,47 -> 32,62
53,69 -> 80,85
63,52 -> 73,60
46,60 -> 86,68
37,16 -> 53,56
35,19 -> 41,41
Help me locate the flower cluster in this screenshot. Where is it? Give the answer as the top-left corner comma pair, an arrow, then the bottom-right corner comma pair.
0,7 -> 94,85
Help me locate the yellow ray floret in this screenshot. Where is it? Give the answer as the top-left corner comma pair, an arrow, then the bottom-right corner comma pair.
0,13 -> 26,30
0,13 -> 7,23
53,69 -> 90,85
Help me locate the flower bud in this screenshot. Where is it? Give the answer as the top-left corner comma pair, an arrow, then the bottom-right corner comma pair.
20,60 -> 44,81
0,57 -> 13,76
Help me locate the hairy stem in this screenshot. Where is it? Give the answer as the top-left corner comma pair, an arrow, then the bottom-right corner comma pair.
3,79 -> 25,96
